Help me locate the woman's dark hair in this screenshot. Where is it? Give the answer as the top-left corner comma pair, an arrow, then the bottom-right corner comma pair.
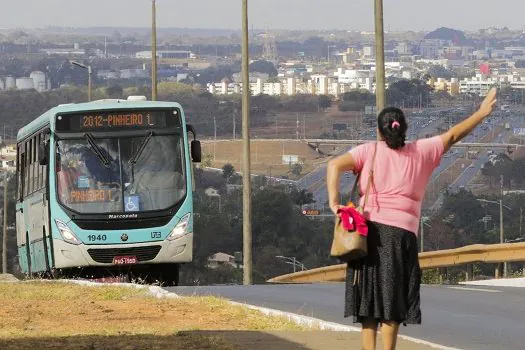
377,107 -> 408,150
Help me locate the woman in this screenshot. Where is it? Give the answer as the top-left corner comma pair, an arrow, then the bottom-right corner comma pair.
326,88 -> 497,350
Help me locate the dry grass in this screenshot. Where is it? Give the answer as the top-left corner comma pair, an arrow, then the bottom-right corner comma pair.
201,140 -> 322,178
0,282 -> 304,349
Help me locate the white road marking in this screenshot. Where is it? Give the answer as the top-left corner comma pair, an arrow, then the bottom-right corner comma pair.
447,286 -> 502,293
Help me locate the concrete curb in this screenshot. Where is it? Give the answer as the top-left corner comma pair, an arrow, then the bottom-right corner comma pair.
24,279 -> 460,349
460,277 -> 525,287
228,301 -> 462,350
25,279 -> 180,299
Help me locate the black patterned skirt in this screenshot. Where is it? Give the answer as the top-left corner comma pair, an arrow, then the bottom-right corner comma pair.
344,221 -> 422,325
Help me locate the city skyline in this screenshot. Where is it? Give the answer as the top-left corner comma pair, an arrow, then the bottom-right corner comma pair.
1,0 -> 524,32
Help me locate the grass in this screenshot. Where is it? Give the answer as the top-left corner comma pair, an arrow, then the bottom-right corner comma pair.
0,282 -> 305,349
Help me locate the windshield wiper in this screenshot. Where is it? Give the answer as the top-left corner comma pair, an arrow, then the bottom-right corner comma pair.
128,131 -> 154,191
129,131 -> 154,165
84,133 -> 110,168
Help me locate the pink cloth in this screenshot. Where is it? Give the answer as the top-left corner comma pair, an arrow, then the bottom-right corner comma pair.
348,136 -> 444,235
338,207 -> 368,236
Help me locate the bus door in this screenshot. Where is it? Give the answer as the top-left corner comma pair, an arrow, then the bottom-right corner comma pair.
27,132 -> 51,273
16,145 -> 29,273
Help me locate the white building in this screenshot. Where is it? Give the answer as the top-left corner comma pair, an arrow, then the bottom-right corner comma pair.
135,50 -> 195,60
30,71 -> 47,92
207,252 -> 239,269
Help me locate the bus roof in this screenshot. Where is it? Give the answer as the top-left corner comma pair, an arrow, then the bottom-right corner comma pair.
17,99 -> 184,141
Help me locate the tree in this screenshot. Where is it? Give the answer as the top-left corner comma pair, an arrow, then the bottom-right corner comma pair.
318,95 -> 332,109
427,64 -> 456,79
157,82 -> 194,96
222,163 -> 235,181
339,89 -> 375,111
387,79 -> 432,107
105,84 -> 123,99
249,60 -> 277,77
290,163 -> 303,177
291,189 -> 316,208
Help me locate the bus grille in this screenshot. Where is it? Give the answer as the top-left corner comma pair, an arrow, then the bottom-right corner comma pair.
87,246 -> 162,264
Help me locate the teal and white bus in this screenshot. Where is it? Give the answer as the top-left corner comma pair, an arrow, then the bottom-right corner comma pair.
15,97 -> 201,285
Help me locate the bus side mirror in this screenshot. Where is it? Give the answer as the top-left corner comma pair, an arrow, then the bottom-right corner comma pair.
191,140 -> 202,163
187,124 -> 201,163
38,143 -> 48,165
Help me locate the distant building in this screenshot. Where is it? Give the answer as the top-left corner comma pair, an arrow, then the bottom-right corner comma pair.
428,77 -> 460,96
40,48 -> 86,56
135,50 -> 195,60
207,252 -> 239,269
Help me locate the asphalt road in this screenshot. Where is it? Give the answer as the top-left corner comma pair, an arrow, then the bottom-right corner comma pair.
169,283 -> 525,350
300,111 -> 448,209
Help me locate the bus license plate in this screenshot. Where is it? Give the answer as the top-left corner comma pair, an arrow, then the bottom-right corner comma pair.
113,256 -> 138,265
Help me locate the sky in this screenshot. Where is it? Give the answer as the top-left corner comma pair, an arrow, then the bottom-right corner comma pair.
0,0 -> 523,32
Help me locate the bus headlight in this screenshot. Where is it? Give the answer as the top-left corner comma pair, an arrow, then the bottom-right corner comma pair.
167,213 -> 191,241
55,219 -> 81,245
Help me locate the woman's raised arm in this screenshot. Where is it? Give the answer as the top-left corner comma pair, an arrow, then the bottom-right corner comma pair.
441,87 -> 498,153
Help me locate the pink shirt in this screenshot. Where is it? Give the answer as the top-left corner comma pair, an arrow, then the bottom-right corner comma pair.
349,136 -> 444,235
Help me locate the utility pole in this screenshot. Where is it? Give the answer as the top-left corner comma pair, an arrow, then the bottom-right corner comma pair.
374,0 -> 386,116
233,111 -> 236,140
303,115 -> 306,139
500,175 -> 506,278
241,0 -> 252,285
520,207 -> 523,237
214,116 -> 217,160
151,0 -> 158,101
214,116 -> 217,141
2,171 -> 7,273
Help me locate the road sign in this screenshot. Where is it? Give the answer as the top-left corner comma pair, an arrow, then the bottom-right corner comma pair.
513,128 -> 525,136
282,155 -> 299,165
302,209 -> 321,216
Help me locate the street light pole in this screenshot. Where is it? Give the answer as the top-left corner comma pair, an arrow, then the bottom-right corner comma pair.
241,0 -> 253,286
477,197 -> 510,278
500,175 -> 506,277
2,171 -> 8,273
87,66 -> 92,102
71,61 -> 92,102
151,0 -> 158,101
500,197 -> 506,277
374,0 -> 386,115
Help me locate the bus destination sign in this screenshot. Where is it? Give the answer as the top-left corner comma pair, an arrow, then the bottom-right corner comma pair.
56,110 -> 173,132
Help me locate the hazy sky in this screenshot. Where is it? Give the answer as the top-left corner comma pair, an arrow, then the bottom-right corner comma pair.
1,0 -> 523,32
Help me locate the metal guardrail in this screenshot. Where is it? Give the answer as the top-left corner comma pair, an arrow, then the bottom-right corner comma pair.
268,242 -> 525,283
202,138 -> 522,150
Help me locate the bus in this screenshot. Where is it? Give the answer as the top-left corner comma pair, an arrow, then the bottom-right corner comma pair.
15,97 -> 201,286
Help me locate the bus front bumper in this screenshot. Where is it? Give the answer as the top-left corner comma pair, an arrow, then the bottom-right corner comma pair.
52,233 -> 193,269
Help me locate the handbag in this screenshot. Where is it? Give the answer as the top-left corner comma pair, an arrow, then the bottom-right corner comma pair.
330,143 -> 377,262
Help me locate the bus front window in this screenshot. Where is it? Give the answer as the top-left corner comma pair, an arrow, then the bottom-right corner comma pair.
56,134 -> 186,214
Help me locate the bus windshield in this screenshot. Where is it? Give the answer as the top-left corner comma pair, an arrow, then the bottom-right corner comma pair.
56,134 -> 186,214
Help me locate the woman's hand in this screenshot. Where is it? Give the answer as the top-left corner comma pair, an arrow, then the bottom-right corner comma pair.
330,204 -> 345,215
478,87 -> 498,117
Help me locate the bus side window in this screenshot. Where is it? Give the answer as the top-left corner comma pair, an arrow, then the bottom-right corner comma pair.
33,136 -> 38,192
17,144 -> 25,200
34,134 -> 39,191
29,138 -> 34,195
23,141 -> 29,198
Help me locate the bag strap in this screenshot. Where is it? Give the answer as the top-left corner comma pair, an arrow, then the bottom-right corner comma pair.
362,142 -> 378,211
348,142 -> 377,211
